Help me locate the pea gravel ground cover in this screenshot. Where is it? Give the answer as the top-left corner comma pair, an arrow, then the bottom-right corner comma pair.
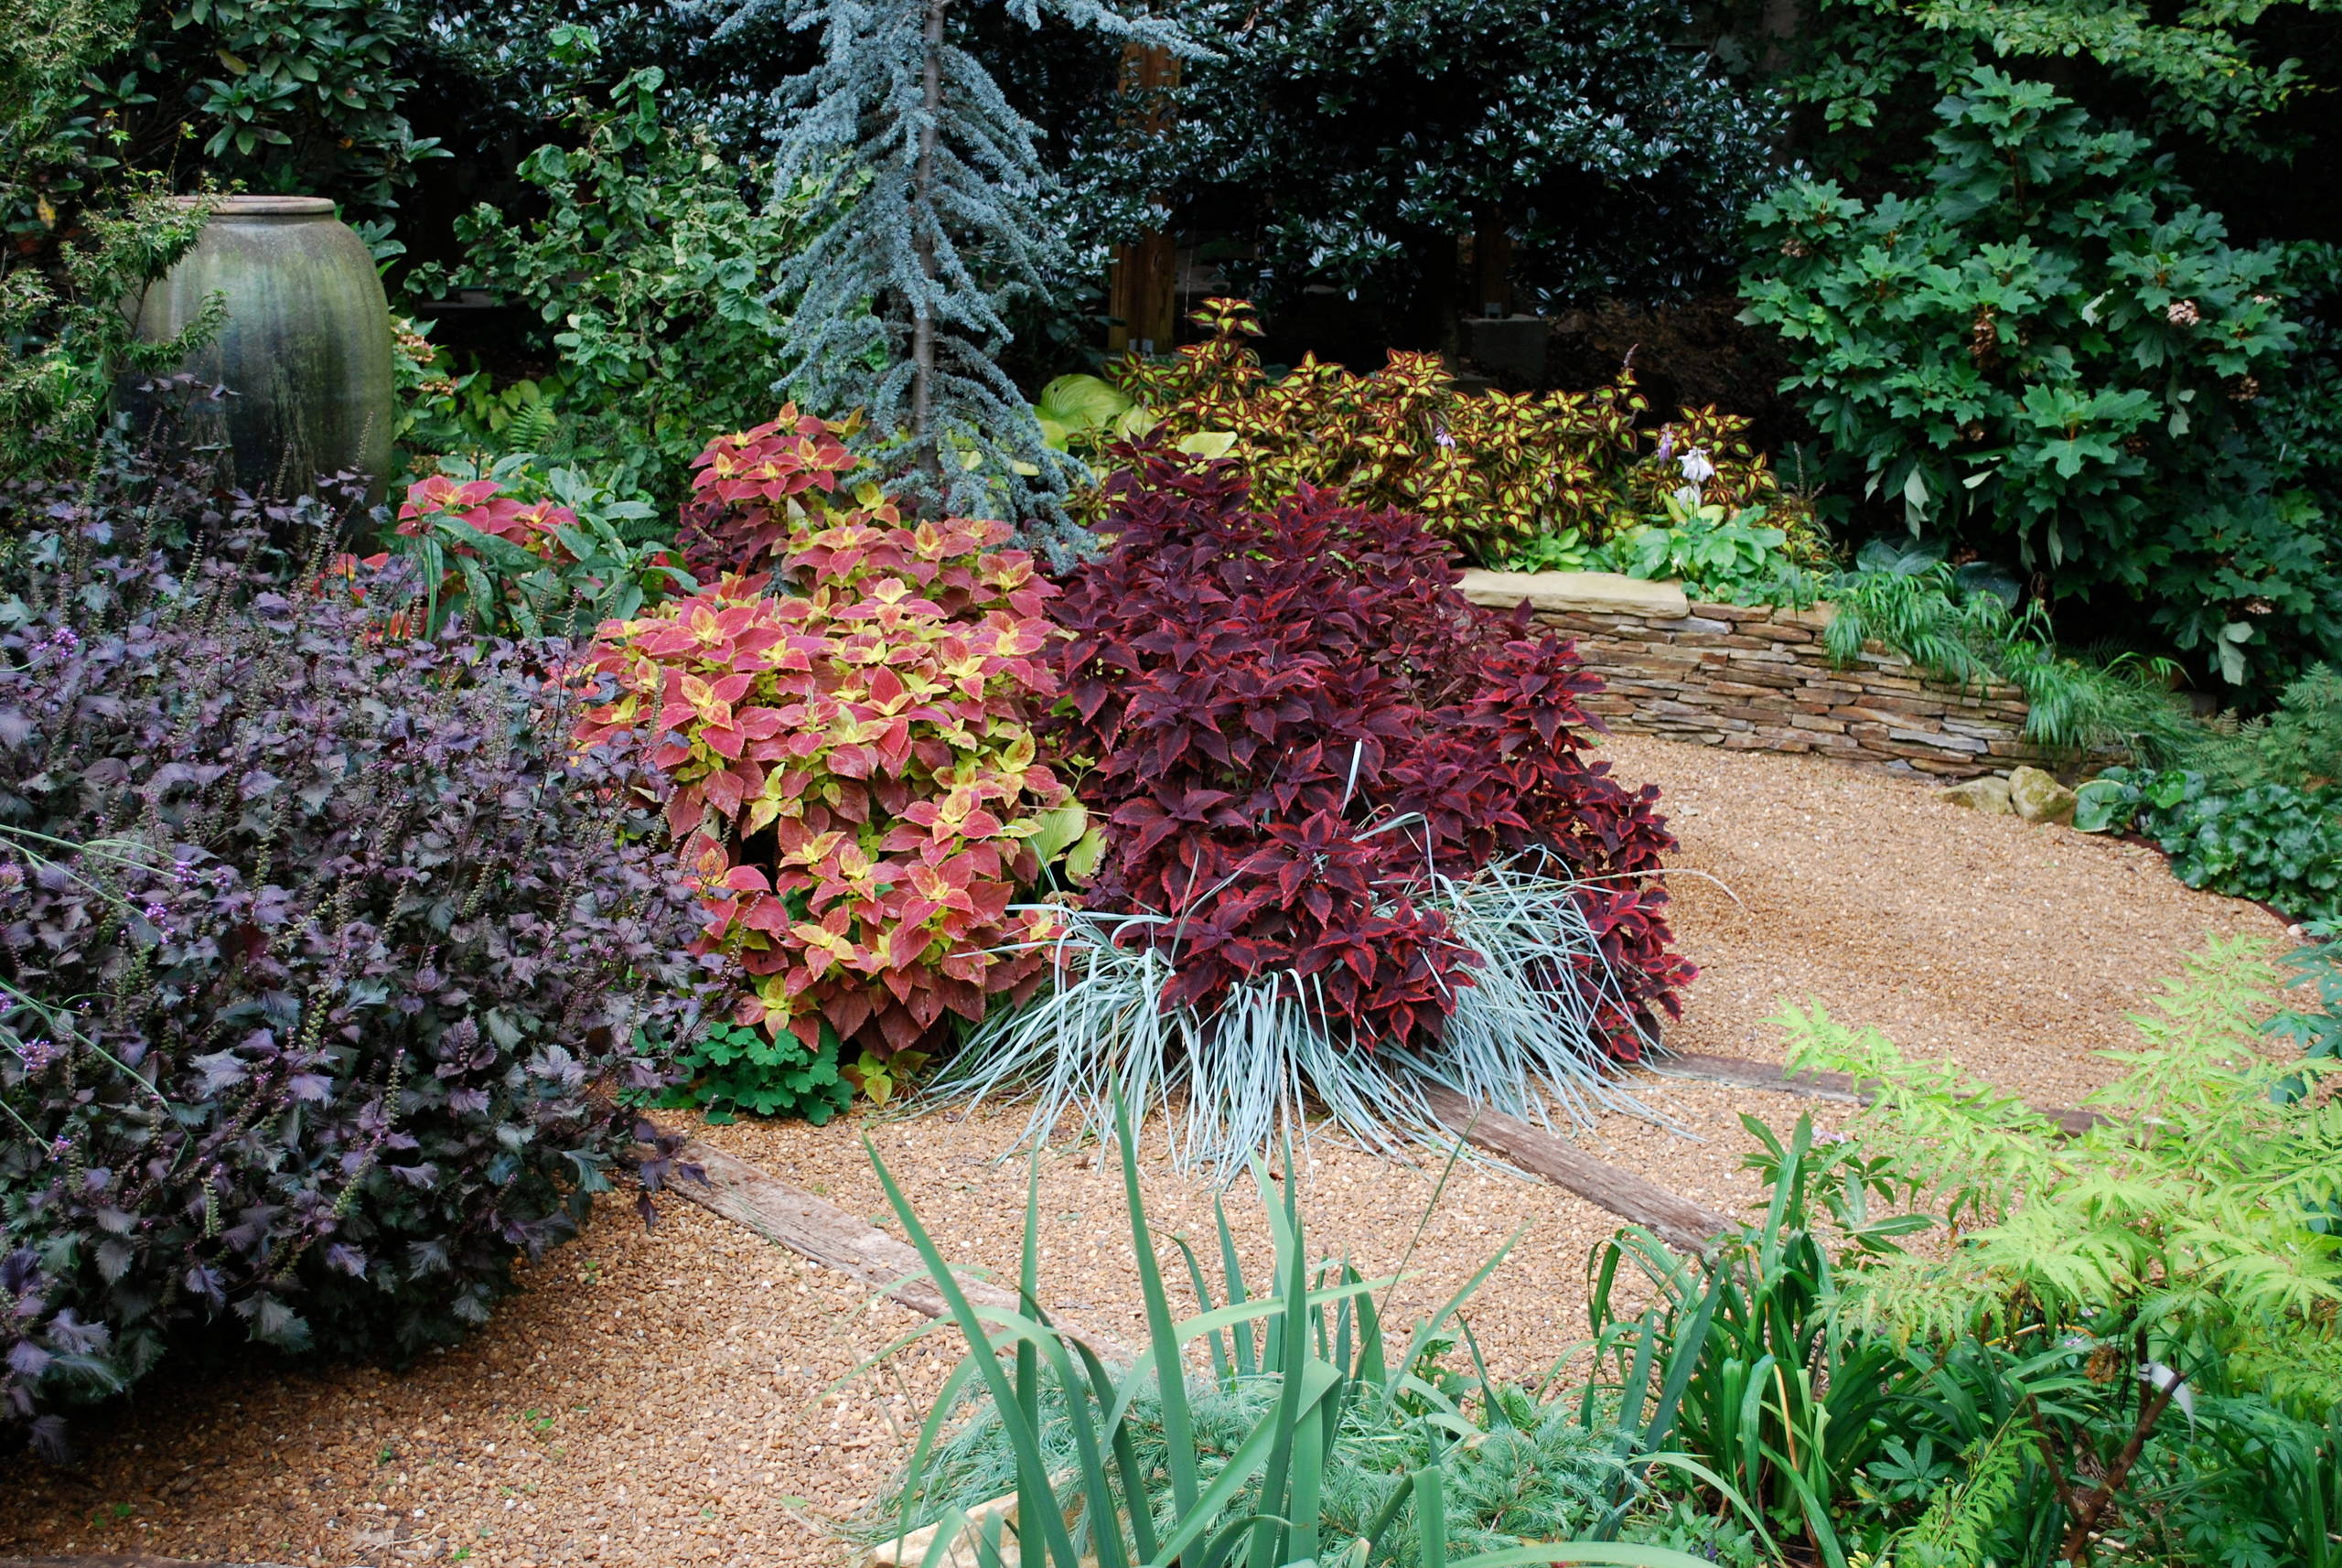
0,734 -> 2288,1568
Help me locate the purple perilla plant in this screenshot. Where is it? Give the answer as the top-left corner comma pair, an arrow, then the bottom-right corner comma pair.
0,440 -> 715,1451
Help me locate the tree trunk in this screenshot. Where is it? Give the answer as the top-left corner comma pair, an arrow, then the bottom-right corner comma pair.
909,0 -> 949,487
1107,43 -> 1181,356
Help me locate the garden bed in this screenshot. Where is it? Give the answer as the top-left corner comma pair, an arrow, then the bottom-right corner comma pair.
0,734 -> 2288,1568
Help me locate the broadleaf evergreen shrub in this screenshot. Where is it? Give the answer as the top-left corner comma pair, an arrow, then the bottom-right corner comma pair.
0,442 -> 709,1452
404,29 -> 822,510
1740,67 -> 2337,693
1045,449 -> 1692,1055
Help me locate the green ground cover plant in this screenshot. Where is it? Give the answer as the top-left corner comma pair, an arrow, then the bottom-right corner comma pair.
1821,544 -> 2200,760
2073,768 -> 2342,923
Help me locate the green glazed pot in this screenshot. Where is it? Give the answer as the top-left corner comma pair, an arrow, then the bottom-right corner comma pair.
126,195 -> 394,498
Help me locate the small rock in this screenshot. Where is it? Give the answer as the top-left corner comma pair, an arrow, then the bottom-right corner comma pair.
1938,775 -> 2013,814
2009,765 -> 2078,826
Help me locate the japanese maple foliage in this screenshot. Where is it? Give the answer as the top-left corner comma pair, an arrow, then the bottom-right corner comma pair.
578,456 -> 1069,1069
1050,452 -> 1692,1056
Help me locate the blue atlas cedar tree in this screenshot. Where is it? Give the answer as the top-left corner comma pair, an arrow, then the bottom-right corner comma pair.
709,0 -> 1197,554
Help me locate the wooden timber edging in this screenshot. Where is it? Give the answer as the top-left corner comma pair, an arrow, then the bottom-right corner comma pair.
1417,1085 -> 1734,1253
647,1133 -> 1138,1363
1649,1050 -> 2105,1137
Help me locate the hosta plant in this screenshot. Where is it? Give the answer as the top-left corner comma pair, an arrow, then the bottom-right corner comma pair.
929,453 -> 1693,1164
578,467 -> 1073,1083
1110,298 -> 1796,565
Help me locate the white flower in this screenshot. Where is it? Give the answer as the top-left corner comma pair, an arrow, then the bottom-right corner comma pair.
1677,447 -> 1716,487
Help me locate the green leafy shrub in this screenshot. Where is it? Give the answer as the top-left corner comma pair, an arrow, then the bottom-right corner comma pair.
1782,937 -> 2342,1563
2073,767 -> 2342,922
1,3 -> 218,475
866,1102 -> 1733,1568
1740,67 -> 2337,692
406,29 -> 819,509
98,0 -> 443,210
1159,0 -> 1778,308
653,1019 -> 851,1125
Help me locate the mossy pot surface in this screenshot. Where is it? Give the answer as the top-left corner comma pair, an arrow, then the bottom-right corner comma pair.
127,195 -> 394,498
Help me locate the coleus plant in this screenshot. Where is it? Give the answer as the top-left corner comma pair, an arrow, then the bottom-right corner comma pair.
1050,450 -> 1694,1055
1111,298 -> 1797,565
578,433 -> 1075,1088
676,404 -> 866,575
389,460 -> 693,637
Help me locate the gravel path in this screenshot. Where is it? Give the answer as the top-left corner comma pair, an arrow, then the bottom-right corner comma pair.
0,734 -> 2293,1568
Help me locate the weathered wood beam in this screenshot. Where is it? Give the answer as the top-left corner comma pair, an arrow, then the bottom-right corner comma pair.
1417,1085 -> 1733,1254
649,1134 -> 1136,1364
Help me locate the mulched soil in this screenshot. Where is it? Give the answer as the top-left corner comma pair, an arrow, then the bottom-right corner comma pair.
0,733 -> 2294,1568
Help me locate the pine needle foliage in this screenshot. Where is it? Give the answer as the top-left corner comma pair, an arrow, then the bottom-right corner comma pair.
709,0 -> 1192,552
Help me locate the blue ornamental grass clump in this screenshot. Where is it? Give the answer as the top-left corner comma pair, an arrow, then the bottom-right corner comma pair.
0,443 -> 713,1455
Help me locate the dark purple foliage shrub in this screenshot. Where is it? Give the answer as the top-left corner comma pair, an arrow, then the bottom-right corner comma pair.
1050,452 -> 1693,1051
0,446 -> 710,1455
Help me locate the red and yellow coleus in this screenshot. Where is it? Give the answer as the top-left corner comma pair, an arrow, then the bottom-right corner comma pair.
676,406 -> 868,573
579,471 -> 1069,1065
397,474 -> 578,556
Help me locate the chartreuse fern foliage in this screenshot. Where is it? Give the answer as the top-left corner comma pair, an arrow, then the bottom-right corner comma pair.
1782,937 -> 2341,1387
862,1101 -> 1750,1568
1781,935 -> 2342,1564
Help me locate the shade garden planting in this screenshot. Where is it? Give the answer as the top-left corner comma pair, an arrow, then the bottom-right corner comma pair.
10,0 -> 2342,1562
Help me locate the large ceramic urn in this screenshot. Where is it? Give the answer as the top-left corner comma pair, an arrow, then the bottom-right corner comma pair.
126,195 -> 394,497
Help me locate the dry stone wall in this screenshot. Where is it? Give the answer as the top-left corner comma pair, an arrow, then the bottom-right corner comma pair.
1456,570 -> 2058,779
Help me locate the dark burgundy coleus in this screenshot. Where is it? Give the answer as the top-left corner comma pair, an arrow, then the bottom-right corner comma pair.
1047,450 -> 1694,1056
